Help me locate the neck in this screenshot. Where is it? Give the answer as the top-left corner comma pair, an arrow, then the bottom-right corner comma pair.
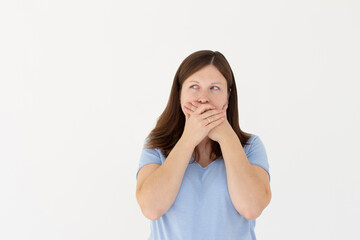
193,137 -> 213,160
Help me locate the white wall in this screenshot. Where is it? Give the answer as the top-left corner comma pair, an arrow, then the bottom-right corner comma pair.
0,0 -> 359,239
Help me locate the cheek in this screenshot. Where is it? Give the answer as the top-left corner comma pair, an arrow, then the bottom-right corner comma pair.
212,97 -> 226,108
181,95 -> 193,107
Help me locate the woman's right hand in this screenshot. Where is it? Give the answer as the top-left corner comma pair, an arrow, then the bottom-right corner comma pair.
181,102 -> 226,147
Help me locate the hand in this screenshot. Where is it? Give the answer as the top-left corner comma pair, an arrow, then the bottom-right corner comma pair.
184,102 -> 231,143
181,102 -> 226,147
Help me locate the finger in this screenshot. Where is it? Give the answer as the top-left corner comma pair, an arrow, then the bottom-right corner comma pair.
201,108 -> 225,120
191,101 -> 215,109
185,111 -> 191,120
184,106 -> 194,113
191,101 -> 199,107
191,101 -> 210,110
193,103 -> 216,115
184,106 -> 195,117
192,101 -> 215,106
186,102 -> 197,112
204,110 -> 226,126
206,115 -> 225,128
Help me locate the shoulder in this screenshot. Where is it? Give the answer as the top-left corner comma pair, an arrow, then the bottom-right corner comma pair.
139,145 -> 166,163
243,134 -> 260,153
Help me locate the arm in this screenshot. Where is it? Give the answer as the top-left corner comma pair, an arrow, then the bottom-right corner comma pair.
219,131 -> 271,220
136,137 -> 195,220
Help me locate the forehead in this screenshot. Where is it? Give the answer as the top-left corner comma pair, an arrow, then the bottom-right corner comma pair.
183,65 -> 227,85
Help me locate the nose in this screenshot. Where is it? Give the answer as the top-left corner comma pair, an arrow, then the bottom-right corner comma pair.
196,90 -> 210,104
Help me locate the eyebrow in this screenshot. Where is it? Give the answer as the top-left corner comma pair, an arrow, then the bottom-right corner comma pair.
188,80 -> 223,85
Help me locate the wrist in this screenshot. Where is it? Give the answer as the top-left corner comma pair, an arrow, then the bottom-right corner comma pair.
179,135 -> 197,150
218,128 -> 237,146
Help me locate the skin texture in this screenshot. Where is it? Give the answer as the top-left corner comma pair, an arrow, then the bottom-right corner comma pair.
180,87 -> 271,220
136,65 -> 271,221
180,65 -> 231,166
180,70 -> 271,219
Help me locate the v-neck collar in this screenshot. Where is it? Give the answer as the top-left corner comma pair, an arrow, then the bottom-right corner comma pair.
191,156 -> 218,170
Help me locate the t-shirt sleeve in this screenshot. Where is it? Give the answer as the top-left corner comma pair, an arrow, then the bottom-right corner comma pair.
136,144 -> 162,181
246,135 -> 271,182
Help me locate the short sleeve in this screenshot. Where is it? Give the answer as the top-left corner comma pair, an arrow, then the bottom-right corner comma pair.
135,144 -> 163,181
246,135 -> 271,182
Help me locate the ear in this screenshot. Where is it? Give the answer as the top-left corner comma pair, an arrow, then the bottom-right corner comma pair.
228,88 -> 231,101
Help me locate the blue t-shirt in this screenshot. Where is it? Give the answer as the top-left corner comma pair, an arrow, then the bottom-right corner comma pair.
136,134 -> 270,240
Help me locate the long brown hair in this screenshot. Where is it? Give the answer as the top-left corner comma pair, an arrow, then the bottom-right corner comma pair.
144,50 -> 252,163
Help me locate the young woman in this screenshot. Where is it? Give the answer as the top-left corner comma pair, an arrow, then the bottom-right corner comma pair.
135,50 -> 271,240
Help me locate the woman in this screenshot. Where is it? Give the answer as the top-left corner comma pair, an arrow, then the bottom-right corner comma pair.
135,50 -> 271,240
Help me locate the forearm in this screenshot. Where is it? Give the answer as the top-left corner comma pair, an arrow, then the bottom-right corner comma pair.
219,131 -> 268,220
138,137 -> 195,219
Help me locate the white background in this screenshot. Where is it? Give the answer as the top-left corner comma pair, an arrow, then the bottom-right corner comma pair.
1,0 -> 359,239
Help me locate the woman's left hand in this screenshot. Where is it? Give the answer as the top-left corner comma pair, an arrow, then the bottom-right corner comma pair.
184,102 -> 233,143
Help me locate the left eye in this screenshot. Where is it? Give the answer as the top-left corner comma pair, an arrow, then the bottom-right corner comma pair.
190,85 -> 219,90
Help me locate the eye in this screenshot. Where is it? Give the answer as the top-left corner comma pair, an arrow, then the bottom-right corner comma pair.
190,85 -> 220,90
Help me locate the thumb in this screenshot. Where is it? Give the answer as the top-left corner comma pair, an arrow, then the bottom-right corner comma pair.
183,107 -> 191,121
184,111 -> 189,121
